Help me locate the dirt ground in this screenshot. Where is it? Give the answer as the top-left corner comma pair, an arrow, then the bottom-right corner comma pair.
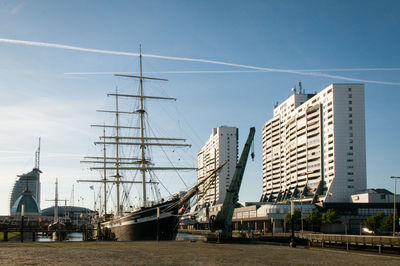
0,241 -> 399,265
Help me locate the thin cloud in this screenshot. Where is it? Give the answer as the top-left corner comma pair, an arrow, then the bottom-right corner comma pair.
1,38 -> 400,85
11,2 -> 25,15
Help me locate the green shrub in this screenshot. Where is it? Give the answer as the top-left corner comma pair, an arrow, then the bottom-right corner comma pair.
364,212 -> 385,234
322,209 -> 341,224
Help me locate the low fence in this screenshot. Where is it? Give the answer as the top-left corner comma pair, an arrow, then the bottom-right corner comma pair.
299,233 -> 400,253
179,228 -> 400,253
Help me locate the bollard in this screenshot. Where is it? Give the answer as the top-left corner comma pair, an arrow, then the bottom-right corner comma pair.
378,245 -> 382,254
3,231 -> 8,241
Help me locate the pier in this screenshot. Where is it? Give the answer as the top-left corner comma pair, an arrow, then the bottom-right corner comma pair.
0,218 -> 91,242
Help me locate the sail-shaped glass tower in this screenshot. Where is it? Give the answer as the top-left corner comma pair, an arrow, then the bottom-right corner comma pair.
9,168 -> 41,214
9,139 -> 42,215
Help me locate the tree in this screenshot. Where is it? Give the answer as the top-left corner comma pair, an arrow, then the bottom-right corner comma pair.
382,214 -> 399,233
322,209 -> 341,224
306,210 -> 321,231
284,209 -> 301,230
364,212 -> 385,234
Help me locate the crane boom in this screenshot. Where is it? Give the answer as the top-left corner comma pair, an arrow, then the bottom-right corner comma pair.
210,127 -> 255,239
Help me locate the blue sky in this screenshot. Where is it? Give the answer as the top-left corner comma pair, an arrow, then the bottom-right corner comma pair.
0,0 -> 399,215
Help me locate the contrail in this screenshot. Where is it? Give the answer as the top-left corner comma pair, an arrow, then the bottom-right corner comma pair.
65,68 -> 400,75
64,70 -> 268,75
1,38 -> 400,85
66,70 -> 400,86
305,68 -> 400,72
0,38 -> 140,56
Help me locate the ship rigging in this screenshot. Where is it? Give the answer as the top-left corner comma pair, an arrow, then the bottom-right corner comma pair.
78,47 -> 196,217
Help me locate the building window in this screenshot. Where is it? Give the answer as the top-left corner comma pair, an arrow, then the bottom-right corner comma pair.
349,94 -> 352,98
349,114 -> 352,118
349,139 -> 353,143
349,133 -> 353,137
349,101 -> 352,104
349,146 -> 353,150
348,172 -> 354,175
349,107 -> 352,111
348,88 -> 352,92
348,179 -> 354,182
349,120 -> 352,124
349,126 -> 353,130
348,185 -> 354,188
347,159 -> 353,162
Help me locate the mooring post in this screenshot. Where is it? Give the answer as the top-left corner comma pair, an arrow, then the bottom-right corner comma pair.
378,245 -> 382,254
157,207 -> 160,241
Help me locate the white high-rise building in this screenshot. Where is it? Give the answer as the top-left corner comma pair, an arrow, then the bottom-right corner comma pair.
197,126 -> 238,207
261,84 -> 366,203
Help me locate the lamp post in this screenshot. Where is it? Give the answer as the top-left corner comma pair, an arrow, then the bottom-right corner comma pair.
390,176 -> 400,236
290,201 -> 296,248
20,204 -> 24,243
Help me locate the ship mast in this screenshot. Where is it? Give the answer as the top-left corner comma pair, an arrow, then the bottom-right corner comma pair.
139,46 -> 148,207
54,178 -> 59,223
102,128 -> 107,214
115,87 -> 121,215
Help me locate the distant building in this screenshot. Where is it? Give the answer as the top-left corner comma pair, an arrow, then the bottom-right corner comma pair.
9,168 -> 41,214
197,126 -> 238,207
194,201 -> 316,233
351,189 -> 400,203
41,206 -> 94,227
261,84 -> 366,203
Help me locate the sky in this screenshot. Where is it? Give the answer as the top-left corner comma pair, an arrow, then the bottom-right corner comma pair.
0,0 -> 400,215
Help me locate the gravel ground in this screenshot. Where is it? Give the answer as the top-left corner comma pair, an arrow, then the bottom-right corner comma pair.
0,241 -> 399,265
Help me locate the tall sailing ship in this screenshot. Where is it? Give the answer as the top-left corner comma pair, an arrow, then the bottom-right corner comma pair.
78,48 -> 198,241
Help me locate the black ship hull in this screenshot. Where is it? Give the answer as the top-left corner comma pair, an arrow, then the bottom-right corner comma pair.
100,199 -> 181,241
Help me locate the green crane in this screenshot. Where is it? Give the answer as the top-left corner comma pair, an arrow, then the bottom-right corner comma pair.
209,127 -> 255,240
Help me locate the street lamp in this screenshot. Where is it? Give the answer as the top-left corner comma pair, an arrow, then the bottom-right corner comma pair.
290,201 -> 296,248
390,176 -> 400,237
20,204 -> 24,243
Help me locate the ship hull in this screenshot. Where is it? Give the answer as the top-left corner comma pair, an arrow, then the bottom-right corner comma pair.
99,199 -> 181,241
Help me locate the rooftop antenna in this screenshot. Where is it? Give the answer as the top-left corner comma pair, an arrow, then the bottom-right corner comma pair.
35,137 -> 41,170
298,81 -> 302,94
